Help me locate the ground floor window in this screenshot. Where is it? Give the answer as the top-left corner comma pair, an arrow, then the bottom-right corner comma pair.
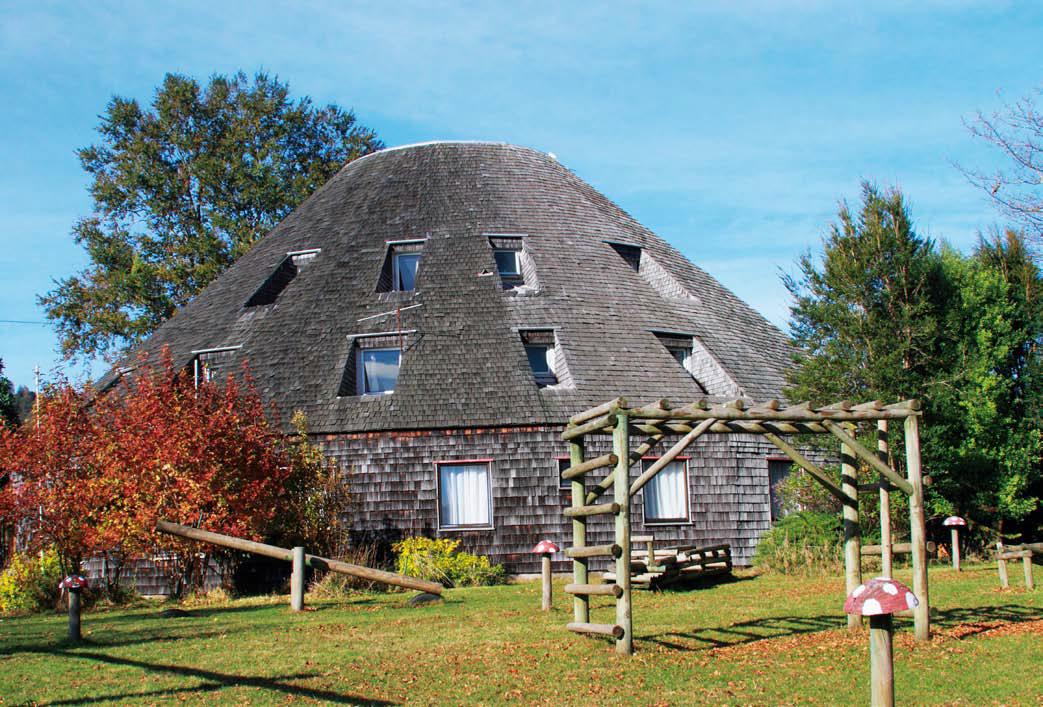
437,461 -> 492,529
642,458 -> 690,523
767,458 -> 792,521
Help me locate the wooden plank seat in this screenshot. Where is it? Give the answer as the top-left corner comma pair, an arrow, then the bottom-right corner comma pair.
605,540 -> 732,590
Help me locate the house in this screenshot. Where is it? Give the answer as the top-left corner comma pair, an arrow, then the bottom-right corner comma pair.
107,141 -> 796,572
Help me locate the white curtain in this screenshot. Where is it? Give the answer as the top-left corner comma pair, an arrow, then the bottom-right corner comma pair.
440,464 -> 490,527
643,460 -> 688,522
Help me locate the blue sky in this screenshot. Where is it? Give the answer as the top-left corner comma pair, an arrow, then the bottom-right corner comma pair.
1,1 -> 1039,388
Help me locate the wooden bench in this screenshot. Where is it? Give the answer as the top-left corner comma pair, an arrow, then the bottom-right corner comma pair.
603,536 -> 732,590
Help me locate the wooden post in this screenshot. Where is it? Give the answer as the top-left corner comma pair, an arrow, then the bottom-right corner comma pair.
290,546 -> 305,611
997,541 -> 1009,588
841,443 -> 862,629
541,554 -> 553,611
904,414 -> 930,641
1024,554 -> 1035,590
950,528 -> 962,572
68,589 -> 82,642
877,421 -> 893,578
613,410 -> 633,655
869,614 -> 895,707
569,440 -> 589,624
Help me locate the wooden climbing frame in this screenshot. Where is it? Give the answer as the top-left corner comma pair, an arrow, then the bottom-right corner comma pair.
560,397 -> 929,656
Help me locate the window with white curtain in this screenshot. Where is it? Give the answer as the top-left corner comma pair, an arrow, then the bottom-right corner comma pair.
642,459 -> 690,523
438,462 -> 492,529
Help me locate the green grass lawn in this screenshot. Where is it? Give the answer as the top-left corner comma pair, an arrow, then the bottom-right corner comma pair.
0,564 -> 1040,705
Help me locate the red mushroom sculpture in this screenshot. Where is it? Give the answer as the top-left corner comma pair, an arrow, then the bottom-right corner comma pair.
59,575 -> 89,641
845,577 -> 919,707
531,540 -> 560,611
942,516 -> 967,571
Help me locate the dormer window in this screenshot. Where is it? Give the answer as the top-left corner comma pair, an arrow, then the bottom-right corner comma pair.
606,241 -> 642,271
487,235 -> 526,289
245,248 -> 320,307
190,345 -> 241,388
358,348 -> 400,394
377,240 -> 425,292
653,332 -> 707,393
520,329 -> 559,387
338,331 -> 415,397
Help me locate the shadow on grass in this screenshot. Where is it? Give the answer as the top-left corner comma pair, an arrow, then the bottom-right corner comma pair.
640,603 -> 1043,652
24,648 -> 396,705
650,573 -> 756,593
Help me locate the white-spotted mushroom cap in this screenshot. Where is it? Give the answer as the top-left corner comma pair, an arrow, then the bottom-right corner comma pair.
58,575 -> 89,591
531,540 -> 560,554
942,516 -> 966,527
844,577 -> 918,616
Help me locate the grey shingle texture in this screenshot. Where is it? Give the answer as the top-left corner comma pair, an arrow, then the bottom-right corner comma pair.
113,142 -> 793,432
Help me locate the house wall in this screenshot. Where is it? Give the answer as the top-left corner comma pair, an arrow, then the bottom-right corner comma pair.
318,425 -> 786,574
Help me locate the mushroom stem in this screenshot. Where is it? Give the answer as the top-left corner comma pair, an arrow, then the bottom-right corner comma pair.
869,614 -> 894,707
541,554 -> 552,611
951,528 -> 961,571
68,589 -> 82,642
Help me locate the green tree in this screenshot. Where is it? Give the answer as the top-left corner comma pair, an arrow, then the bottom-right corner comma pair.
0,360 -> 17,429
928,232 -> 1043,526
784,182 -> 946,405
41,71 -> 382,360
786,185 -> 1042,532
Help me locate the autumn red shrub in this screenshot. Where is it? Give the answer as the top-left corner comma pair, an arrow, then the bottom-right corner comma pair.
0,351 -> 295,596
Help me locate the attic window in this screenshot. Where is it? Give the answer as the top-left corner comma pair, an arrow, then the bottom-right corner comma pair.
606,241 -> 642,271
653,332 -> 708,393
377,240 -> 425,292
338,331 -> 415,397
488,236 -> 525,289
245,248 -> 320,307
520,329 -> 559,387
190,345 -> 241,387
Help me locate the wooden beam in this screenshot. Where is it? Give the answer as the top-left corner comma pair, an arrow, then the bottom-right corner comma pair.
565,583 -> 624,598
563,502 -> 620,518
762,433 -> 850,505
630,418 -> 716,496
878,420 -> 893,578
561,453 -> 618,481
569,440 -> 589,624
613,410 -> 633,656
566,544 -> 622,559
562,413 -> 614,440
156,520 -> 443,595
568,398 -> 626,426
822,420 -> 914,496
904,414 -> 930,641
567,622 -> 625,639
840,444 -> 862,630
861,541 -> 936,555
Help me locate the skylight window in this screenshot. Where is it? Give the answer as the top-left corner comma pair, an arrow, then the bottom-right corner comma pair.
377,240 -> 425,293
520,330 -> 560,387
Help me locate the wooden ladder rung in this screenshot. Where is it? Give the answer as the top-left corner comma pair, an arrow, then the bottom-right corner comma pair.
565,544 -> 623,559
561,453 -> 619,481
567,622 -> 625,639
563,502 -> 620,518
565,583 -> 623,598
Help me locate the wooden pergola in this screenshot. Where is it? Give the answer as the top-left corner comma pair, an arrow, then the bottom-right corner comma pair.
559,397 -> 929,656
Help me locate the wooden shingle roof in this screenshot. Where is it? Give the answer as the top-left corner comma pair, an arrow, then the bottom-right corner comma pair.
112,141 -> 794,433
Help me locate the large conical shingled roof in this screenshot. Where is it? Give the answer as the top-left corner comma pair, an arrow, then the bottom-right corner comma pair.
119,141 -> 793,433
